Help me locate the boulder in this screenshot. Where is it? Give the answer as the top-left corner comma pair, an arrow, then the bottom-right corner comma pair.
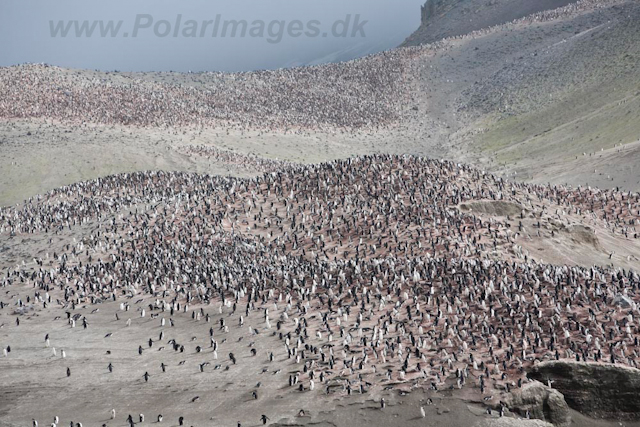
528,361 -> 640,419
12,305 -> 34,315
613,294 -> 635,309
505,381 -> 571,427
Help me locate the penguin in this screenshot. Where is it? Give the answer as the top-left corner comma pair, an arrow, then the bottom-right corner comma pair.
157,415 -> 163,423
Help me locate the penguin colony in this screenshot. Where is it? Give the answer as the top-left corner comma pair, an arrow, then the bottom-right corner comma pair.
2,154 -> 640,425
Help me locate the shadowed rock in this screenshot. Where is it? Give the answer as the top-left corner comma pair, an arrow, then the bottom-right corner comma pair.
505,381 -> 571,427
613,294 -> 635,309
403,0 -> 578,47
528,361 -> 640,419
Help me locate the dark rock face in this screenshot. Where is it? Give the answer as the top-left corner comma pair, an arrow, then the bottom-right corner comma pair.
505,381 -> 571,427
421,0 -> 451,24
404,0 -> 578,47
528,361 -> 640,419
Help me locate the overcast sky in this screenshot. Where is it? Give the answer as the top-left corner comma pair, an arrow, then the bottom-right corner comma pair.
0,0 -> 425,72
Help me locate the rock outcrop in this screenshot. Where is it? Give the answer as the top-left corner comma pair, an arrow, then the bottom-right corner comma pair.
505,381 -> 571,427
528,361 -> 640,419
403,0 -> 578,47
613,294 -> 636,309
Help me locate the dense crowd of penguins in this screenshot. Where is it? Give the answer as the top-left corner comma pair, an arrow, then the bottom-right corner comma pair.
0,0 -> 619,135
179,144 -> 294,173
2,156 -> 640,423
0,2 -> 635,425
0,50 -> 413,132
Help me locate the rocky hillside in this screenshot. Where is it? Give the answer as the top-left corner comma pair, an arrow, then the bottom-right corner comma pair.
401,0 -> 578,46
1,0 -> 638,209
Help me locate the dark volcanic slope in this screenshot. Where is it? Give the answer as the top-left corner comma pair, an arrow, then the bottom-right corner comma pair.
401,0 -> 578,46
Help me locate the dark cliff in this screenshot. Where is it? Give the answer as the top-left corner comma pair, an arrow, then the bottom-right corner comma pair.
528,361 -> 640,420
403,0 -> 578,47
